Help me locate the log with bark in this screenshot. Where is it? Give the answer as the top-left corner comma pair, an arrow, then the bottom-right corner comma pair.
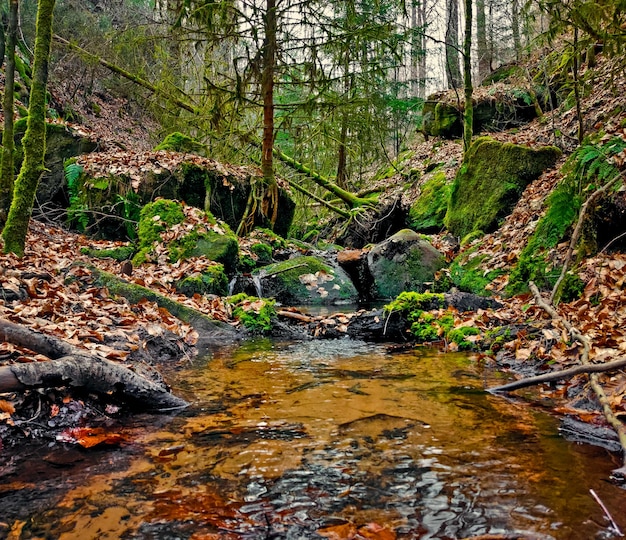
0,318 -> 188,411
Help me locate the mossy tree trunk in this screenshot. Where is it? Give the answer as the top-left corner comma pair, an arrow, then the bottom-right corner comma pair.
1,0 -> 55,255
462,0 -> 473,154
0,0 -> 18,226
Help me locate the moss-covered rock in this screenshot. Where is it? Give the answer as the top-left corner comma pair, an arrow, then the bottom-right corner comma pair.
367,229 -> 446,299
176,264 -> 228,297
132,199 -> 239,272
154,132 -> 206,155
422,100 -> 463,138
69,155 -> 296,239
444,137 -> 561,238
80,245 -> 135,261
254,255 -> 358,305
409,170 -> 451,232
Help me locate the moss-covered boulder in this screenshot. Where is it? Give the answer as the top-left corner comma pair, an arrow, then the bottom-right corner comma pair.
367,229 -> 446,299
422,99 -> 463,138
70,152 -> 296,239
422,87 -> 539,139
154,132 -> 207,155
409,170 -> 452,232
176,264 -> 228,297
253,255 -> 358,305
444,137 -> 561,239
132,199 -> 239,272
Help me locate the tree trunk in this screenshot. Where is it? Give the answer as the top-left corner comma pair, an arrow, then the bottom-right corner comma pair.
260,0 -> 278,224
511,0 -> 521,60
0,318 -> 188,410
0,0 -> 18,226
445,0 -> 462,89
475,0 -> 489,82
2,0 -> 55,255
463,0 -> 473,153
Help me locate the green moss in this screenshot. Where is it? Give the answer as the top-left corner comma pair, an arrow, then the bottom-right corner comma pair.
384,291 -> 445,314
437,250 -> 502,296
80,245 -> 135,261
133,199 -> 238,271
251,242 -> 273,264
385,292 -> 479,347
154,132 -> 206,155
447,326 -> 480,350
444,137 -> 561,238
176,264 -> 228,297
228,293 -> 276,333
558,271 -> 585,303
507,180 -> 582,295
409,171 -> 451,231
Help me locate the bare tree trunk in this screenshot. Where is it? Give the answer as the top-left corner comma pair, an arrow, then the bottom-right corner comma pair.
475,0 -> 490,82
511,0 -> 521,61
2,0 -> 55,255
445,0 -> 462,89
463,0 -> 473,153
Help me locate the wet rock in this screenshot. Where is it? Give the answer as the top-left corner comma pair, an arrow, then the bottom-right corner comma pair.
559,416 -> 622,453
367,229 -> 446,299
254,255 -> 358,305
346,309 -> 408,341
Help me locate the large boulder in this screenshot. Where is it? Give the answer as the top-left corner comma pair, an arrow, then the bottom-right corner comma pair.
133,199 -> 239,273
253,255 -> 358,305
422,86 -> 539,139
70,150 -> 296,239
445,137 -> 561,239
367,230 -> 446,299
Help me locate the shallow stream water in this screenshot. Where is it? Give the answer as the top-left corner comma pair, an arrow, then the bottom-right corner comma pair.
2,338 -> 626,539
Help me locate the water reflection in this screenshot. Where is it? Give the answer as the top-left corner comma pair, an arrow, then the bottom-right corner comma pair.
5,339 -> 626,539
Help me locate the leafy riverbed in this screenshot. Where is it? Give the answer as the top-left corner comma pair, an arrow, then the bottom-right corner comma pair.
2,339 -> 625,539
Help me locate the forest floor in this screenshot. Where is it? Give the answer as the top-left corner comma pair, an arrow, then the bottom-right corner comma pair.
2,49 -> 626,472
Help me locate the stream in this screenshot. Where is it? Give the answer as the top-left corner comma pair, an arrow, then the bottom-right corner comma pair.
2,338 -> 626,539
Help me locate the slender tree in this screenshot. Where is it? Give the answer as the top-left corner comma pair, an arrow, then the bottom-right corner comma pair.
445,0 -> 462,89
463,0 -> 473,152
475,0 -> 489,81
0,0 -> 18,226
2,0 -> 56,255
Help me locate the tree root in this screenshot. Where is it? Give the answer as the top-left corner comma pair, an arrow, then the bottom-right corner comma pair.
0,318 -> 188,411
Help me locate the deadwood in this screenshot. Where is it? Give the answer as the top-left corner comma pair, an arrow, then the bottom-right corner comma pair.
0,318 -> 188,411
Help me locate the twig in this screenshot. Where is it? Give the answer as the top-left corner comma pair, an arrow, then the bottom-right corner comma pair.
488,357 -> 626,393
589,489 -> 624,536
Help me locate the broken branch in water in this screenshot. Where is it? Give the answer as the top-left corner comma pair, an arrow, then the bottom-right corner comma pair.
589,489 -> 624,537
493,282 -> 626,474
488,357 -> 626,393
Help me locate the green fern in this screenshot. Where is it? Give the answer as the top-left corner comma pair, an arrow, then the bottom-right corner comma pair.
64,162 -> 89,231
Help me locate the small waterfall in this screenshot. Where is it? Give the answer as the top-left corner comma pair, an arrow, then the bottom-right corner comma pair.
252,270 -> 264,298
228,276 -> 238,296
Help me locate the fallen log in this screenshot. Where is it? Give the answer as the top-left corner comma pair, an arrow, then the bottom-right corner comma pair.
0,318 -> 188,411
87,265 -> 238,346
489,357 -> 626,393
